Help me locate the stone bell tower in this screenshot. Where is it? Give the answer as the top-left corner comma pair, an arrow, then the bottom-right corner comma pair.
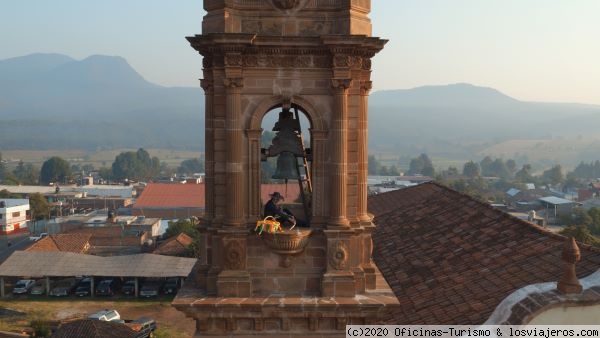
173,1 -> 399,336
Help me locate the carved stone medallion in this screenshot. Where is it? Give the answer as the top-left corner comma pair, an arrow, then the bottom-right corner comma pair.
223,240 -> 245,270
328,241 -> 349,270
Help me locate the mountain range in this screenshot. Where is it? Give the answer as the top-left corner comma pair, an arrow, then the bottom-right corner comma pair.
0,53 -> 203,150
2,53 -> 600,163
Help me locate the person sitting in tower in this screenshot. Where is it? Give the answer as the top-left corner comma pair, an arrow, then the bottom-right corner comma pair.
264,192 -> 307,229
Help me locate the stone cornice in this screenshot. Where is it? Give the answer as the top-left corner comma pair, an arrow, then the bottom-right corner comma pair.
203,0 -> 369,12
189,34 -> 386,56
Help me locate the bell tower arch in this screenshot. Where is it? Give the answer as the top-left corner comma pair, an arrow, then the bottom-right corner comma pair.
174,1 -> 399,336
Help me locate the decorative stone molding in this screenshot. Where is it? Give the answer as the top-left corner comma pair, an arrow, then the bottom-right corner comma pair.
200,79 -> 213,92
333,54 -> 364,69
484,266 -> 600,325
331,79 -> 352,90
270,0 -> 302,10
329,241 -> 349,270
360,81 -> 373,95
225,53 -> 243,67
242,54 -> 318,68
223,240 -> 245,270
362,58 -> 372,71
223,77 -> 244,88
202,56 -> 213,69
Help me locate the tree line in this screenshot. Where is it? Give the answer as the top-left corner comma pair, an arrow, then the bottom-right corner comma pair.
0,149 -> 205,186
367,153 -> 591,186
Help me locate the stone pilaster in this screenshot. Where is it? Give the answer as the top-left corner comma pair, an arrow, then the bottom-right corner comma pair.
200,79 -> 215,225
328,79 -> 352,228
310,129 -> 328,226
223,77 -> 245,227
358,81 -> 372,224
246,129 -> 263,222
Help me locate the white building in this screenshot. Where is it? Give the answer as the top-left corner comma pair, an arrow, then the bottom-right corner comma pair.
0,199 -> 30,235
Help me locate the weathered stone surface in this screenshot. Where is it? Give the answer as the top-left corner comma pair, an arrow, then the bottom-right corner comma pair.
175,0 -> 395,336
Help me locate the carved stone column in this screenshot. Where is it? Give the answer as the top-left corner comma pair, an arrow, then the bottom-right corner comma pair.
328,79 -> 352,228
201,79 -> 215,225
246,129 -> 262,222
223,77 -> 245,227
357,81 -> 372,224
310,129 -> 328,226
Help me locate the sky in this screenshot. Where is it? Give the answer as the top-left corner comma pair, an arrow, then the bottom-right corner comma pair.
1,0 -> 599,105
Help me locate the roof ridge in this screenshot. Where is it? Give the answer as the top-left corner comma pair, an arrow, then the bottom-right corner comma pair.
374,181 -> 600,254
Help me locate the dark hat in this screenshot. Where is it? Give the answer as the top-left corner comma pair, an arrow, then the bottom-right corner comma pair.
270,192 -> 284,200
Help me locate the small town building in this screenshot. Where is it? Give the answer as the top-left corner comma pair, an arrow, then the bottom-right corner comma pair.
26,233 -> 92,254
50,319 -> 137,338
153,233 -> 194,257
39,213 -> 161,255
538,196 -> 579,219
0,198 -> 30,235
132,183 -> 205,219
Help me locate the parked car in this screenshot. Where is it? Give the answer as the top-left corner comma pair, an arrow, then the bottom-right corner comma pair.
12,279 -> 35,294
49,278 -> 77,297
124,317 -> 156,338
139,279 -> 164,298
96,278 -> 120,296
30,279 -> 54,296
121,279 -> 139,296
29,233 -> 48,241
162,277 -> 182,295
88,309 -> 121,322
75,277 -> 93,297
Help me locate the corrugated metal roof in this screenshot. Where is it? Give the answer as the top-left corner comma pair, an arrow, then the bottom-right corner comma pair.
0,251 -> 196,278
506,188 -> 521,197
0,198 -> 29,208
538,196 -> 574,205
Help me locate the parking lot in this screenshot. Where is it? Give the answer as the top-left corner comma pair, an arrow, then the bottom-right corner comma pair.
6,276 -> 184,299
0,298 -> 195,337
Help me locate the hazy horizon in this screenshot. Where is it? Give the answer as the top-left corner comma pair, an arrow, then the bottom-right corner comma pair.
1,1 -> 599,105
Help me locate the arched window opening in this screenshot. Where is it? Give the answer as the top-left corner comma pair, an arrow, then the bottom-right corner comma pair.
260,104 -> 312,226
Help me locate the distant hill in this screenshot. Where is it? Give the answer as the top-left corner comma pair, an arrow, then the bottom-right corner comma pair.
368,84 -> 600,159
2,54 -> 600,165
0,53 -> 204,150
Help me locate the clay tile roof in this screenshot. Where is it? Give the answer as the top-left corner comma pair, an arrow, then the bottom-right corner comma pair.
50,319 -> 136,338
134,183 -> 205,208
154,232 -> 194,256
369,182 -> 600,325
26,234 -> 91,253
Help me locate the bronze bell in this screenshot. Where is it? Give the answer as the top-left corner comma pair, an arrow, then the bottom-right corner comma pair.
272,151 -> 299,180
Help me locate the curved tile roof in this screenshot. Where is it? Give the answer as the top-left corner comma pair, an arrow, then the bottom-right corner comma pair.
369,182 -> 600,324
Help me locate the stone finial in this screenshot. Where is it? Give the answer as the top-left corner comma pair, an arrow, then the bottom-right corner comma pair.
557,237 -> 583,294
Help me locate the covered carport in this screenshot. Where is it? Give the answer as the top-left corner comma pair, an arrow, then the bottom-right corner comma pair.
0,251 -> 197,297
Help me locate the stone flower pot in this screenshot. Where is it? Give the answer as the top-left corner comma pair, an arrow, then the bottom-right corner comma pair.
261,228 -> 312,255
